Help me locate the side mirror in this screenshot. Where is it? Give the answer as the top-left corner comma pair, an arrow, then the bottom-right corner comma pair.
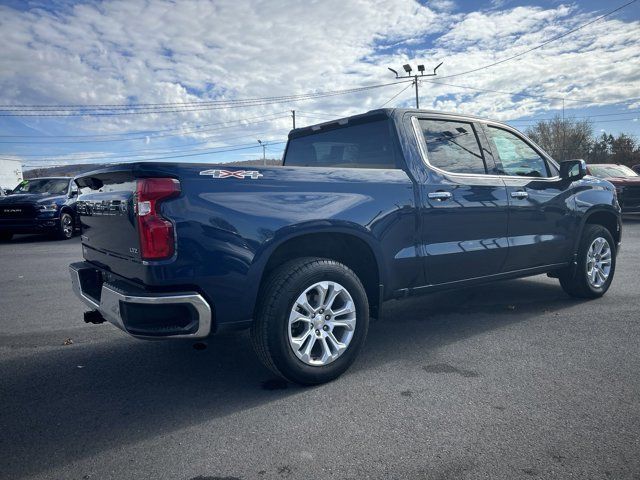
560,159 -> 587,180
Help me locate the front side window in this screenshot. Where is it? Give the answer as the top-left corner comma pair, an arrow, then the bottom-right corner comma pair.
486,126 -> 550,178
284,119 -> 398,169
418,119 -> 486,175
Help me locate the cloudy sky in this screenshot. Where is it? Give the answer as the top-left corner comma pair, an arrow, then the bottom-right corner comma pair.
0,0 -> 638,167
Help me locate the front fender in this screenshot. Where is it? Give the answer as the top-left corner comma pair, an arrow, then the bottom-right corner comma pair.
572,178 -> 621,253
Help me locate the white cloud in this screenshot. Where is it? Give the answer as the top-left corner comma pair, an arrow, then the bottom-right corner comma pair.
0,0 -> 638,165
427,0 -> 457,12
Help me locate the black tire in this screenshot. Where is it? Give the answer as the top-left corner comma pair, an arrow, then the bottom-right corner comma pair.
251,257 -> 369,385
56,212 -> 74,240
0,232 -> 13,241
559,224 -> 616,298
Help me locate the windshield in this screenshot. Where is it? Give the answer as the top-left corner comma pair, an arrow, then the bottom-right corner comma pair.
589,164 -> 638,178
11,179 -> 69,195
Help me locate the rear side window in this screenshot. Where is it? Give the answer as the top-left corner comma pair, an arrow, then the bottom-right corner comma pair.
418,119 -> 486,174
284,119 -> 398,169
485,126 -> 550,178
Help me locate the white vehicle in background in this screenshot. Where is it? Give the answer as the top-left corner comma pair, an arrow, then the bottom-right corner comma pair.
0,159 -> 23,194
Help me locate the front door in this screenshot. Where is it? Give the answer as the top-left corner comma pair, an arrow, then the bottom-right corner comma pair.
414,116 -> 510,285
481,124 -> 575,271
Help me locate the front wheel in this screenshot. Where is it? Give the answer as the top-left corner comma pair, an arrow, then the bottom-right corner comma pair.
559,224 -> 616,298
56,212 -> 74,240
251,257 -> 369,385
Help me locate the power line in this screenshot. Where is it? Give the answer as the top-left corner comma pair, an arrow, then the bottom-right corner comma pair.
420,78 -> 640,106
0,80 -> 413,116
508,117 -> 639,125
0,115 -> 290,144
2,130 -> 282,158
438,0 -> 638,79
0,111 -> 289,139
506,111 -> 640,121
0,139 -> 289,163
295,110 -> 346,119
379,83 -> 414,108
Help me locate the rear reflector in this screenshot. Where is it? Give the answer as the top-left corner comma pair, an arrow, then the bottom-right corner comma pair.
135,178 -> 180,260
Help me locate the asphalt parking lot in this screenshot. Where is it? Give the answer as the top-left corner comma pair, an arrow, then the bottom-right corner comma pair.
1,220 -> 639,480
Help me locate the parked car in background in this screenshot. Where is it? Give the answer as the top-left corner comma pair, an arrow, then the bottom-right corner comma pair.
69,109 -> 621,385
0,177 -> 80,241
587,164 -> 640,214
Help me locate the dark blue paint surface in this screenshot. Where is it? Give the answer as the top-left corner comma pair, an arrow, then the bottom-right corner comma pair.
73,109 -> 622,332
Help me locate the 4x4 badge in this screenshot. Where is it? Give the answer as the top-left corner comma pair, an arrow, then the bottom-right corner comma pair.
199,169 -> 263,179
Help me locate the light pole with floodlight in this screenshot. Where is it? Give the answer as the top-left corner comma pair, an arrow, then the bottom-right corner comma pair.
387,62 -> 443,109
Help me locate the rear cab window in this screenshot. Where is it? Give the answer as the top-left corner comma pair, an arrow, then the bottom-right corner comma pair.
416,118 -> 492,175
284,118 -> 400,169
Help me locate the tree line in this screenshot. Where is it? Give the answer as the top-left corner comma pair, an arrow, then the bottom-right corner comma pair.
525,115 -> 640,167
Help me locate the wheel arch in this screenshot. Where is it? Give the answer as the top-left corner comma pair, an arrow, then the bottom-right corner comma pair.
576,207 -> 621,254
254,227 -> 385,319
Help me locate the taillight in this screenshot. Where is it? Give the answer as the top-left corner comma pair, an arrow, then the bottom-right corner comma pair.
135,178 -> 180,260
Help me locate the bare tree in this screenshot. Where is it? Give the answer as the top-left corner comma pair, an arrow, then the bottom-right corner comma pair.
526,115 -> 593,161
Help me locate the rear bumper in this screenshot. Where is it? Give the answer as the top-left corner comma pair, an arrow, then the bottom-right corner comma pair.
69,262 -> 212,340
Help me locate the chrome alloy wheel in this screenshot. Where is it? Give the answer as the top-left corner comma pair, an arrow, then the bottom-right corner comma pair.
62,214 -> 73,238
287,281 -> 357,366
586,237 -> 612,288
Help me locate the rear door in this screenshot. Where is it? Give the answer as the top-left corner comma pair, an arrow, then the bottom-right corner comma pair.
481,123 -> 575,270
413,115 -> 510,285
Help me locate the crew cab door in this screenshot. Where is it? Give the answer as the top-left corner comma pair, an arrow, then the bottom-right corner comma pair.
412,116 -> 510,285
480,123 -> 575,270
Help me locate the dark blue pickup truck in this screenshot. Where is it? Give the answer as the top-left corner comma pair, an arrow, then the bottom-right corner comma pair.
0,177 -> 79,241
70,109 -> 621,384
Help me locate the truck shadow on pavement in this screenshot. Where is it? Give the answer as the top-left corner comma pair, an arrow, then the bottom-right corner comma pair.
0,276 -> 581,479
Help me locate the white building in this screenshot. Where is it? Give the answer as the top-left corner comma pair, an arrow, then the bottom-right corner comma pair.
0,159 -> 23,191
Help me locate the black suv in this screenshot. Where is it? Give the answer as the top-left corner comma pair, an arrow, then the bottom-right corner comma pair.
0,177 -> 79,241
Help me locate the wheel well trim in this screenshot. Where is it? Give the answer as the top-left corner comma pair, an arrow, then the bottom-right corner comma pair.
574,206 -> 621,255
245,223 -> 387,319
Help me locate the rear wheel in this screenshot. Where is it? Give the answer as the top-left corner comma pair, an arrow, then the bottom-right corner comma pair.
56,212 -> 74,240
251,257 -> 369,385
559,224 -> 616,298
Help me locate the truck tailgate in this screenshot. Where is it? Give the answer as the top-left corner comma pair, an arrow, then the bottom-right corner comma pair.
76,168 -> 141,261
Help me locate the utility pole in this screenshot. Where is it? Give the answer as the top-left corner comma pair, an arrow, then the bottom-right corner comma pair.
258,139 -> 266,166
562,98 -> 566,161
388,62 -> 443,109
291,110 -> 296,129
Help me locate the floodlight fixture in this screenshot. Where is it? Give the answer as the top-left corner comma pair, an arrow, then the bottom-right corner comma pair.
417,64 -> 425,74
403,64 -> 412,74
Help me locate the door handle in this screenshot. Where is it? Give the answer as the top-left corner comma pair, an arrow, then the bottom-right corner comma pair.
510,191 -> 529,199
428,191 -> 452,201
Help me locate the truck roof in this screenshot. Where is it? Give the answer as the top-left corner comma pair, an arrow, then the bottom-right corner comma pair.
288,108 -> 507,139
